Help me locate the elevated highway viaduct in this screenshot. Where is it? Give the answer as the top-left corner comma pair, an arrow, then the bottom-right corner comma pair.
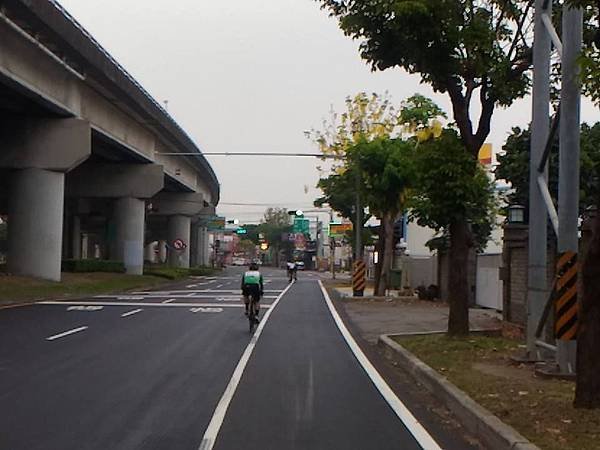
0,0 -> 220,280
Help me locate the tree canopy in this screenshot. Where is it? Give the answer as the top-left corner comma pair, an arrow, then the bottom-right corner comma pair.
317,0 -> 533,155
410,129 -> 498,250
496,122 -> 600,216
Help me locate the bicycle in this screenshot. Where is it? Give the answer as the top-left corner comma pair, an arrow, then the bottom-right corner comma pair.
287,268 -> 297,283
247,292 -> 260,333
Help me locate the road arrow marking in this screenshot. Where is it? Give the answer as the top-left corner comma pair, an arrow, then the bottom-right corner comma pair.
67,305 -> 103,311
190,307 -> 223,313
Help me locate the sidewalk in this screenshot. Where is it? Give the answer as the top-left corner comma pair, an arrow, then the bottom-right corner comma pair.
335,292 -> 501,343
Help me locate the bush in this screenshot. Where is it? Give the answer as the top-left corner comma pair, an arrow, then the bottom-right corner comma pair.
62,259 -> 126,273
143,266 -> 218,280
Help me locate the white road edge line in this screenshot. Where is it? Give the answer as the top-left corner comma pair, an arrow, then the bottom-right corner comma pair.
198,281 -> 294,450
121,309 -> 143,317
46,326 -> 88,341
317,280 -> 442,450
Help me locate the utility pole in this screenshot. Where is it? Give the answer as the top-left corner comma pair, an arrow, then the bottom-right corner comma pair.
355,174 -> 363,260
527,0 -> 551,360
557,4 -> 582,373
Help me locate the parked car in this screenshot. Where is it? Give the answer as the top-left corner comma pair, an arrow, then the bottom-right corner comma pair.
296,261 -> 305,270
232,257 -> 246,266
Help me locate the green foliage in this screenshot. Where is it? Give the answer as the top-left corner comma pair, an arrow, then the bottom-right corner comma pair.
410,129 -> 497,249
496,123 -> 600,215
317,0 -> 534,153
349,138 -> 416,217
143,266 -> 217,280
315,166 -> 370,225
62,259 -> 125,273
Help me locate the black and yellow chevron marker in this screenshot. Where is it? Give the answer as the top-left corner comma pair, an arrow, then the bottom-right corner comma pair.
352,261 -> 366,296
555,251 -> 578,341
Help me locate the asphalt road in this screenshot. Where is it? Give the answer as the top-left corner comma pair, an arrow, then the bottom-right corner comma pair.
0,267 -> 471,449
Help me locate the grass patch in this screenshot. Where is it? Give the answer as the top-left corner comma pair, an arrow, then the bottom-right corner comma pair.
396,334 -> 600,450
0,272 -> 167,305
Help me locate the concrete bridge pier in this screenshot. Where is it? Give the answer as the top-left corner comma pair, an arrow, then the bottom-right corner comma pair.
0,118 -> 91,281
113,197 -> 146,275
151,192 -> 205,268
168,215 -> 191,268
8,168 -> 65,281
66,162 -> 164,275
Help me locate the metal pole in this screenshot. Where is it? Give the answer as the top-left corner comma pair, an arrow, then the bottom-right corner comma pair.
527,0 -> 552,360
557,4 -> 582,373
355,176 -> 363,260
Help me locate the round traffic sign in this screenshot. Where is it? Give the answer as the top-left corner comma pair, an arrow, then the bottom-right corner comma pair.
173,238 -> 186,250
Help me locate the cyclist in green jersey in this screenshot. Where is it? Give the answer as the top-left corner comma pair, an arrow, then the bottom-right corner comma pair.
241,262 -> 264,318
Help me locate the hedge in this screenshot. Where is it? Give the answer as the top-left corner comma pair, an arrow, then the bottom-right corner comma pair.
62,259 -> 126,273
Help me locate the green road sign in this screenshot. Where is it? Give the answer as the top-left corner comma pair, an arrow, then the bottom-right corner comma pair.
293,218 -> 309,234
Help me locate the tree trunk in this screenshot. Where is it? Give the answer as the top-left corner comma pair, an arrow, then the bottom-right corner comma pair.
377,212 -> 395,296
374,222 -> 385,295
575,207 -> 600,408
448,218 -> 471,336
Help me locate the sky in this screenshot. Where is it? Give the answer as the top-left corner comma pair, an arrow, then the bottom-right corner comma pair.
57,0 -> 598,223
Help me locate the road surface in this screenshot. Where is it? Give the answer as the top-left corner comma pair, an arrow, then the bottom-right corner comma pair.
0,268 -> 474,449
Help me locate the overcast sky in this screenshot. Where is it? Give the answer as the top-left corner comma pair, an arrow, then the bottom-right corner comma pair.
58,0 -> 598,222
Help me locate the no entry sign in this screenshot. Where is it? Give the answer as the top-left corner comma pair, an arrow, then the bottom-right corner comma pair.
173,238 -> 187,250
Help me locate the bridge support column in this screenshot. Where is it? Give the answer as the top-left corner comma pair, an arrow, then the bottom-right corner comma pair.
71,215 -> 82,259
158,240 -> 167,264
8,168 -> 65,281
1,118 -> 91,281
113,197 -> 145,275
167,215 -> 191,268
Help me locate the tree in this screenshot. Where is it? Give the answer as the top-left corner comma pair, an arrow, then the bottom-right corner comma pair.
411,129 -> 497,335
350,138 -> 416,295
496,123 -> 600,217
258,208 -> 292,267
317,0 -> 536,334
310,92 -> 416,258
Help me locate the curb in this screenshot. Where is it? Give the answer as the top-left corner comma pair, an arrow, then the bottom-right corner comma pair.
378,334 -> 540,450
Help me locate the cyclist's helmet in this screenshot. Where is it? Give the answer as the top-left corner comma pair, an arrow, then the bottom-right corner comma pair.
249,262 -> 259,271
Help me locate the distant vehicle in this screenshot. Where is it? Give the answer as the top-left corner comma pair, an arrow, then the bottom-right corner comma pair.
296,261 -> 305,270
232,257 -> 246,266
252,259 -> 263,266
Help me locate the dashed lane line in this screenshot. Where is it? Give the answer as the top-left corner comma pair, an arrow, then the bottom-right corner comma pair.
46,326 -> 88,341
162,298 -> 176,304
121,309 -> 143,317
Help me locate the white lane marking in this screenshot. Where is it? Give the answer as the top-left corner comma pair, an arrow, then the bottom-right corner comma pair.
46,326 -> 88,341
39,301 -> 272,309
129,289 -> 281,294
121,309 -> 143,317
162,298 -> 176,304
67,305 -> 103,311
215,284 -> 224,289
317,280 -> 441,449
94,295 -> 145,300
190,307 -> 223,313
187,284 -> 199,288
198,281 -> 294,450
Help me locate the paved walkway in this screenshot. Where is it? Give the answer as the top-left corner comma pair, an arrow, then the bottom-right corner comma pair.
337,296 -> 501,343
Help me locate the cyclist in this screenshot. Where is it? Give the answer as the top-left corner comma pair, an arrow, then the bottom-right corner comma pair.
286,259 -> 297,282
241,262 -> 264,318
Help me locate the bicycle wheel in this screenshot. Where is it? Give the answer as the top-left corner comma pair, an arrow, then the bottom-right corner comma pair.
248,305 -> 255,333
